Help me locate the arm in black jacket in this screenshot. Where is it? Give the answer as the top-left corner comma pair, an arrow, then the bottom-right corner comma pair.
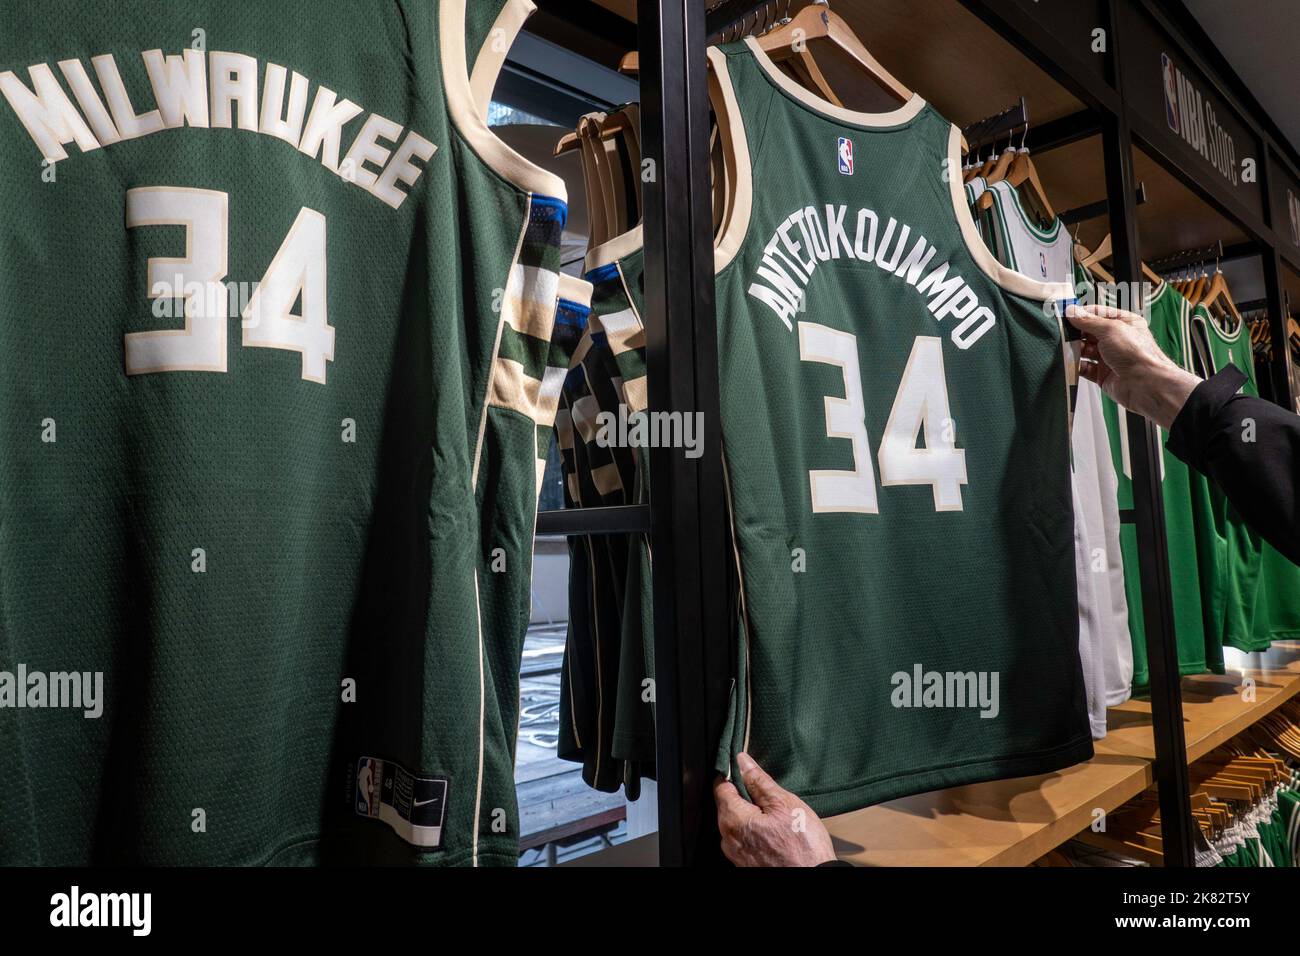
1166,366 -> 1300,564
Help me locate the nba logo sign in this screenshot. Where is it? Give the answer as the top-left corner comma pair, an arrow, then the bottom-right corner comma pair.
1038,251 -> 1048,278
838,137 -> 854,175
1161,53 -> 1180,135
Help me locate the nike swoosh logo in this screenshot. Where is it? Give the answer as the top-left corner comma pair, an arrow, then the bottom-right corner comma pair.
413,798 -> 438,807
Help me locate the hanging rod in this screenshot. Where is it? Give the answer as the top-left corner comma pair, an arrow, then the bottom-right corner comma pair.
1148,240 -> 1225,274
705,0 -> 792,42
963,96 -> 1028,153
1059,182 -> 1148,226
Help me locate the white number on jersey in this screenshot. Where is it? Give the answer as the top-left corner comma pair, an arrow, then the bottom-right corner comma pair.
800,323 -> 966,514
241,208 -> 334,384
799,321 -> 878,513
125,187 -> 229,374
878,336 -> 967,511
125,186 -> 334,383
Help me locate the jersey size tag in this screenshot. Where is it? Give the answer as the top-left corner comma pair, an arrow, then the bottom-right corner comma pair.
354,756 -> 448,849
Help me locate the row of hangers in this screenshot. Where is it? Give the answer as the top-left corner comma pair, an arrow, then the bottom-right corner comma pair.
556,107 -> 644,249
560,1 -> 933,249
1164,255 -> 1243,331
1075,233 -> 1174,289
963,123 -> 1055,226
1068,697 -> 1300,865
617,2 -> 919,115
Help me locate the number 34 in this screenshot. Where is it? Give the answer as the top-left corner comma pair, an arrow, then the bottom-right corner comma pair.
124,186 -> 334,384
800,323 -> 968,513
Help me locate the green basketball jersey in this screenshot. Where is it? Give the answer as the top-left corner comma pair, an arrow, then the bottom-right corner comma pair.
709,41 -> 1091,816
1186,306 -> 1269,654
1259,544 -> 1300,641
1099,283 -> 1212,686
0,0 -> 571,865
584,237 -> 656,774
1280,787 -> 1300,866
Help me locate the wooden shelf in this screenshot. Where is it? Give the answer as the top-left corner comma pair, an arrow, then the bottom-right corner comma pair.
824,749 -> 1152,867
824,641 -> 1300,866
1105,641 -> 1300,762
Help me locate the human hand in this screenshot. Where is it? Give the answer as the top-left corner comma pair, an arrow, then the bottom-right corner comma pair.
713,752 -> 837,867
1067,303 -> 1200,429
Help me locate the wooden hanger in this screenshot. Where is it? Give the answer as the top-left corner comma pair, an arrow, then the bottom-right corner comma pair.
1199,266 -> 1243,331
1080,233 -> 1112,272
975,142 -> 1003,181
1182,263 -> 1208,306
1075,233 -> 1163,286
554,110 -> 636,157
784,48 -> 843,106
988,148 -> 1055,221
620,103 -> 643,225
758,4 -> 911,104
985,149 -> 1016,186
576,115 -> 611,248
1075,239 -> 1114,283
624,6 -> 970,151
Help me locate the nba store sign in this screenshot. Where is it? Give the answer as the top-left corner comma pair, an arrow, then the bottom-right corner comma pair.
1161,52 -> 1237,186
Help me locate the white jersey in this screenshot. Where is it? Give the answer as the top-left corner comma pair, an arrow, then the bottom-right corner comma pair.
983,180 -> 1133,737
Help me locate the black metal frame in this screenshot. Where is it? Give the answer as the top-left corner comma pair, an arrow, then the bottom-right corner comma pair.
539,0 -> 1300,866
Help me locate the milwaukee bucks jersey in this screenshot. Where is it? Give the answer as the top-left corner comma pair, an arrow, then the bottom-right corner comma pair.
709,41 -> 1091,815
1101,284 -> 1213,686
1187,306 -> 1268,654
0,0 -> 570,865
584,235 -> 656,773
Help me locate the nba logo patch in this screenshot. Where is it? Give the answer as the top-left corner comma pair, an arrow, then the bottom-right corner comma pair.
1039,251 -> 1048,278
838,137 -> 854,175
356,757 -> 380,816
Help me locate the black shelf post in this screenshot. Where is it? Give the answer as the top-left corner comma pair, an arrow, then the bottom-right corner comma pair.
638,0 -> 733,867
1102,0 -> 1196,868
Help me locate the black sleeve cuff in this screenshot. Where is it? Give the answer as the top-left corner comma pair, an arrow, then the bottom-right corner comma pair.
1167,365 -> 1247,468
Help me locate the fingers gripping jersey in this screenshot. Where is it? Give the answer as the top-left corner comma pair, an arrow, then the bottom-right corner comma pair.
710,42 -> 1091,816
0,0 -> 569,865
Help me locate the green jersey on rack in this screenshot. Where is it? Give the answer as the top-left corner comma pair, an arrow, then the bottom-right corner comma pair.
1099,283 -> 1213,686
0,0 -> 571,865
708,41 -> 1091,816
1186,306 -> 1268,656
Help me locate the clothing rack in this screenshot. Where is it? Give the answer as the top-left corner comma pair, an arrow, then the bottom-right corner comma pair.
962,96 -> 1028,153
705,0 -> 795,40
1059,182 -> 1148,227
1150,240 -> 1225,276
546,0 -> 1300,867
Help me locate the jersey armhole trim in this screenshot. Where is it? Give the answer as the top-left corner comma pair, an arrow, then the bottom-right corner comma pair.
468,0 -> 532,124
946,126 -> 1072,302
710,46 -> 752,273
584,223 -> 643,273
584,47 -> 753,275
441,0 -> 567,201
